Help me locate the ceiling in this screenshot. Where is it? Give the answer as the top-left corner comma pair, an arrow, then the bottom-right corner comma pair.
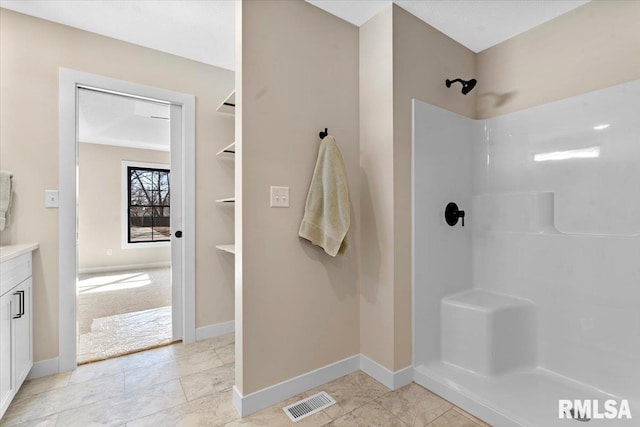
308,1 -> 590,53
0,0 -> 589,70
0,0 -> 236,70
78,89 -> 171,152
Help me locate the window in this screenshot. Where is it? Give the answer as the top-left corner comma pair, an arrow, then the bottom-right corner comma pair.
127,166 -> 170,243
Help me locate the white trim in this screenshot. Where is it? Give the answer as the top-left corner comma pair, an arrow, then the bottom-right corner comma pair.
359,354 -> 413,390
411,99 -> 417,371
59,68 -> 196,372
58,69 -> 78,372
233,355 -> 360,417
169,103 -> 183,342
27,358 -> 60,380
233,386 -> 243,414
121,160 -> 171,250
181,99 -> 196,345
78,262 -> 171,275
232,353 -> 413,417
392,365 -> 414,390
195,320 -> 235,341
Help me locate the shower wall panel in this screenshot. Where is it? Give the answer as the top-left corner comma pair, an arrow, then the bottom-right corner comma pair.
412,100 -> 478,364
474,81 -> 640,400
414,80 -> 640,403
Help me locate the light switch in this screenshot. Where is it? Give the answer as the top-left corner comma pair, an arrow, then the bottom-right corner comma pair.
45,190 -> 59,208
270,186 -> 289,208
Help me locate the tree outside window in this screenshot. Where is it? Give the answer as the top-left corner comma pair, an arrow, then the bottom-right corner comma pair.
128,166 -> 170,243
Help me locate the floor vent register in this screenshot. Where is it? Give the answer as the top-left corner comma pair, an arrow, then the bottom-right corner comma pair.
283,391 -> 336,422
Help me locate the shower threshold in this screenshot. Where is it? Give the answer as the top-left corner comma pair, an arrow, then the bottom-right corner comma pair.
413,362 -> 637,427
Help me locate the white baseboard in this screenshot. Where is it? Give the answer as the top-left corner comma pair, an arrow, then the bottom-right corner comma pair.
359,354 -> 413,390
78,261 -> 170,275
391,365 -> 414,389
232,353 -> 413,417
233,385 -> 243,415
27,357 -> 60,380
233,354 -> 360,417
195,320 -> 235,341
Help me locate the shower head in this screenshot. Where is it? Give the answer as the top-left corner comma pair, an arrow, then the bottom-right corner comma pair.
446,78 -> 477,95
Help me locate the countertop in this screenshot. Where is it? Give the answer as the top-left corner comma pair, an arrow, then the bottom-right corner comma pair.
0,243 -> 39,263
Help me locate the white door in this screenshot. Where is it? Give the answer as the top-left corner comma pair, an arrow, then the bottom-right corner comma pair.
59,70 -> 196,370
170,104 -> 183,340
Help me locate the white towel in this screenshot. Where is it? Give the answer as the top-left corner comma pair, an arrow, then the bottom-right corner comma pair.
299,136 -> 350,256
0,170 -> 13,231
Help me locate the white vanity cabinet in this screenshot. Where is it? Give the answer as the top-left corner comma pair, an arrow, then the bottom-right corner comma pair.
0,244 -> 37,419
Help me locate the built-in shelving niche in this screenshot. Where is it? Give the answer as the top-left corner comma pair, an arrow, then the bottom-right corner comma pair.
216,90 -> 236,256
215,197 -> 235,204
215,244 -> 235,254
216,90 -> 235,115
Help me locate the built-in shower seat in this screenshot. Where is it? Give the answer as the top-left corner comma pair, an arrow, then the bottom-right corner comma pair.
441,289 -> 536,377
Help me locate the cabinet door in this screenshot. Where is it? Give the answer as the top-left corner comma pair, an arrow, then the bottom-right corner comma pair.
0,290 -> 15,417
13,278 -> 32,387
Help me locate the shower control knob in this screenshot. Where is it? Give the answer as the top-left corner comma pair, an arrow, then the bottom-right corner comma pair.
445,202 -> 465,227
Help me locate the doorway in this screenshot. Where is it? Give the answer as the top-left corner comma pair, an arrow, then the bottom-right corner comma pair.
76,89 -> 174,363
58,69 -> 196,372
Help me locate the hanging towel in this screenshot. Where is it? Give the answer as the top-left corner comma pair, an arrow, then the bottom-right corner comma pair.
0,170 -> 13,231
299,136 -> 350,256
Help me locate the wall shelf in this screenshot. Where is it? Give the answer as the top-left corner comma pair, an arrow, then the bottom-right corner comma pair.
215,197 -> 235,204
216,244 -> 235,254
216,91 -> 235,115
216,88 -> 236,257
216,141 -> 236,159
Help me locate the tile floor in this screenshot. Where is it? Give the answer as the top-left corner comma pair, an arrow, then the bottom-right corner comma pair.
77,268 -> 172,363
1,334 -> 490,427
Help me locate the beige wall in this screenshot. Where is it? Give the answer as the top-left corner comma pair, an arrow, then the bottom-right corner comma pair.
358,4 -> 476,372
384,0 -> 640,371
237,0 -> 360,395
234,0 -> 244,392
477,0 -> 640,119
0,9 -> 235,362
78,143 -> 170,271
359,6 -> 395,371
392,5 -> 476,370
360,0 -> 640,374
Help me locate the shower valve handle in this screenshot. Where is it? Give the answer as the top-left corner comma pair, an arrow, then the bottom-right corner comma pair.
445,202 -> 465,227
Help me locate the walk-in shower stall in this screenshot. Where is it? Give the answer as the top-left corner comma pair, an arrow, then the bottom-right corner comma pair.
412,80 -> 639,426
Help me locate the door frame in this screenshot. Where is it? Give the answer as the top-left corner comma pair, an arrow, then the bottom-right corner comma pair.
58,69 -> 196,372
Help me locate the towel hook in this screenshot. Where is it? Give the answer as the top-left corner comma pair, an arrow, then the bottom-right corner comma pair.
319,128 -> 328,139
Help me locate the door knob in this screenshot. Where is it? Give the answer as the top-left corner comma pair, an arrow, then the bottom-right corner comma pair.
174,230 -> 183,238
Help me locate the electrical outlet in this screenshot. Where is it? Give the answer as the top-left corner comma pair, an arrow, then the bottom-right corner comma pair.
107,249 -> 113,256
270,186 -> 290,208
45,190 -> 59,208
